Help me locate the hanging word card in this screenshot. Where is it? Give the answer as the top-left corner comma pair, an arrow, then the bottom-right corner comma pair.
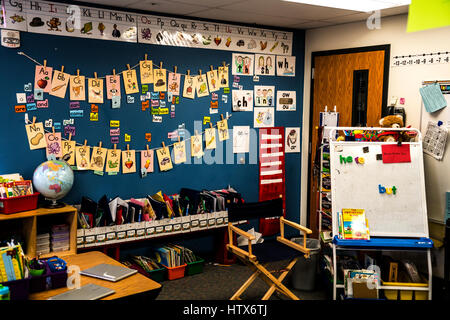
25,122 -> 47,150
276,91 -> 296,111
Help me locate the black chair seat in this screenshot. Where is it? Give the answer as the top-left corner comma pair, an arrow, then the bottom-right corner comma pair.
239,239 -> 302,263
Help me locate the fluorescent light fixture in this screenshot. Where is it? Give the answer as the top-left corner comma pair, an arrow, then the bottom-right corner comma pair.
283,0 -> 411,12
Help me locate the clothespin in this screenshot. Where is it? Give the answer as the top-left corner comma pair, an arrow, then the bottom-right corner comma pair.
209,122 -> 213,129
32,116 -> 36,126
68,133 -> 72,142
159,62 -> 163,69
76,69 -> 80,79
222,61 -> 226,68
195,130 -> 199,136
187,70 -> 190,76
177,136 -> 180,143
127,144 -> 130,151
162,142 -> 166,149
127,64 -> 131,71
98,141 -> 102,149
61,65 -> 64,73
199,69 -> 202,75
144,54 -> 148,61
113,144 -> 117,150
83,139 -> 87,148
210,65 -> 213,72
94,72 -> 98,79
113,69 -> 116,76
52,126 -> 55,134
43,59 -> 47,71
146,144 -> 149,152
220,114 -> 224,121
174,66 -> 177,73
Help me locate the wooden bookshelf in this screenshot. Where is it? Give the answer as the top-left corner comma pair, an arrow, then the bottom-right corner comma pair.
0,205 -> 77,258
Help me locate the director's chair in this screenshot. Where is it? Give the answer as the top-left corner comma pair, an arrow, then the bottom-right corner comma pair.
226,198 -> 312,300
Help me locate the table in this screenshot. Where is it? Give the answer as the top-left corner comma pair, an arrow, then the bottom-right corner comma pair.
29,251 -> 162,300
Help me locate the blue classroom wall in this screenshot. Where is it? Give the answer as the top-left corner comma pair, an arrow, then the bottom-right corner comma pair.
0,28 -> 305,247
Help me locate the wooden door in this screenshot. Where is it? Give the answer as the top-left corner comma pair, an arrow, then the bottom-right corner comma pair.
308,47 -> 389,237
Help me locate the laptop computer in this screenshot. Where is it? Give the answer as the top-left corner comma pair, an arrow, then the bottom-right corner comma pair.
48,283 -> 115,300
80,263 -> 138,282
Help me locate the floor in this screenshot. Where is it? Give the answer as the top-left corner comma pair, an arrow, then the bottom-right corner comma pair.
156,259 -> 329,300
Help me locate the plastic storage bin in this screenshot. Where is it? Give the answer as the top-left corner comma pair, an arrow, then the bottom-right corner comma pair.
185,256 -> 205,276
0,192 -> 39,214
125,262 -> 166,282
382,281 -> 428,300
290,238 -> 321,291
0,193 -> 39,214
29,260 -> 68,293
164,264 -> 187,280
0,277 -> 30,300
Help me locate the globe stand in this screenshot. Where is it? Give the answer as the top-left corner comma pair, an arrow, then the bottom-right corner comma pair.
43,199 -> 65,209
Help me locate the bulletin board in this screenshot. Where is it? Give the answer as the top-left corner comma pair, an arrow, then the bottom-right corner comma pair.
0,23 -> 305,225
419,81 -> 450,223
330,128 -> 429,238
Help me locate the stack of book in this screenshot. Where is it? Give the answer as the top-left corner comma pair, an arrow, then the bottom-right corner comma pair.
344,269 -> 380,299
152,244 -> 197,268
36,232 -> 50,256
0,180 -> 33,198
51,224 -> 70,253
337,208 -> 370,240
0,244 -> 26,282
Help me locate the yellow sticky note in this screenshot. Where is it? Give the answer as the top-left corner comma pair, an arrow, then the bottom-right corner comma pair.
407,0 -> 450,32
125,134 -> 131,142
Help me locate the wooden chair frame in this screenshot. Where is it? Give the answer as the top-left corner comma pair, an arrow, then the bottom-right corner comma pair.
226,217 -> 312,300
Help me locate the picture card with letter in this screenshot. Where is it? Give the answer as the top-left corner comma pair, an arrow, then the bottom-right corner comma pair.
173,141 -> 186,164
254,107 -> 275,128
156,146 -> 173,171
25,122 -> 47,150
276,56 -> 295,77
153,68 -> 167,92
285,127 -> 300,153
140,60 -> 153,84
61,140 -> 76,166
254,85 -> 275,107
207,69 -> 219,92
204,128 -> 216,150
254,54 -> 275,76
45,132 -> 62,158
90,146 -> 108,171
34,65 -> 53,93
123,69 -> 139,94
183,75 -> 197,99
167,72 -> 181,96
276,91 -> 296,111
75,145 -> 90,170
217,119 -> 229,141
69,75 -> 86,101
88,78 -> 104,104
218,66 -> 229,88
232,90 -> 253,111
122,150 -> 137,173
141,149 -> 154,173
191,134 -> 203,158
105,148 -> 121,173
233,126 -> 250,153
50,70 -> 70,98
196,74 -> 209,97
106,75 -> 121,99
232,53 -> 254,76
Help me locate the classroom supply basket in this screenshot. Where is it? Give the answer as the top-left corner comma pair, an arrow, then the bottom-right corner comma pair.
0,193 -> 39,214
29,260 -> 68,293
1,277 -> 30,300
125,261 -> 166,282
163,263 -> 187,280
185,256 -> 205,276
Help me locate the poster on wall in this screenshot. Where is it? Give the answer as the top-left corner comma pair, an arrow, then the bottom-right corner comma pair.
254,54 -> 276,76
218,66 -> 229,88
285,127 -> 300,153
232,53 -> 254,76
276,90 -> 296,111
233,126 -> 250,153
182,75 -> 196,99
232,90 -> 253,112
254,107 -> 275,128
276,56 -> 295,77
254,85 -> 275,107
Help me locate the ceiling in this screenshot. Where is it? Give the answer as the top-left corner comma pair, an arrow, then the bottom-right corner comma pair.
79,0 -> 409,29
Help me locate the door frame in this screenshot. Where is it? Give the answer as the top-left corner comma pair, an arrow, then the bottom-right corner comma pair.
306,44 -> 391,228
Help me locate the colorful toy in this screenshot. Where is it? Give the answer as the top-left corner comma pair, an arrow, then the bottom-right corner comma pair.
46,256 -> 67,272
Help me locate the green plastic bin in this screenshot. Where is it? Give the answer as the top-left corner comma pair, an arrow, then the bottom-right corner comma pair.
147,267 -> 166,282
185,256 -> 205,276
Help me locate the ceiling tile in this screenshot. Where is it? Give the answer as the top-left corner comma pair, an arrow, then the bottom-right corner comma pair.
289,20 -> 335,29
125,0 -> 210,15
321,12 -> 370,24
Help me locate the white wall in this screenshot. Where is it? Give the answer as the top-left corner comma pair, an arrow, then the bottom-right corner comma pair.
300,14 -> 450,225
300,14 -> 450,278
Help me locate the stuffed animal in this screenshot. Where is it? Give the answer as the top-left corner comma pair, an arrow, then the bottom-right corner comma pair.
377,115 -> 415,142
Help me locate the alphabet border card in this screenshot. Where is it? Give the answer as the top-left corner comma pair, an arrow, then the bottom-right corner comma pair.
232,53 -> 254,76
25,122 -> 47,150
276,55 -> 295,77
69,75 -> 86,101
217,118 -> 229,141
254,85 -> 275,107
45,132 -> 62,158
140,148 -> 154,173
156,146 -> 173,171
276,90 -> 296,111
105,148 -> 121,173
254,54 -> 275,76
168,72 -> 181,96
232,90 -> 253,112
206,69 -> 219,93
50,69 -> 69,98
106,74 -> 121,99
122,149 -> 137,174
140,59 -> 154,84
218,66 -> 229,88
191,134 -> 203,158
75,145 -> 90,170
123,68 -> 139,94
285,127 -> 300,153
153,68 -> 167,92
204,128 -> 216,150
88,77 -> 104,104
254,107 -> 275,128
90,146 -> 108,172
196,73 -> 209,97
62,140 -> 76,166
34,65 -> 53,93
173,140 -> 186,164
182,75 -> 197,99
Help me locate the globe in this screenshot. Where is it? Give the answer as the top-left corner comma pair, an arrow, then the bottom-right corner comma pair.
32,160 -> 74,208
